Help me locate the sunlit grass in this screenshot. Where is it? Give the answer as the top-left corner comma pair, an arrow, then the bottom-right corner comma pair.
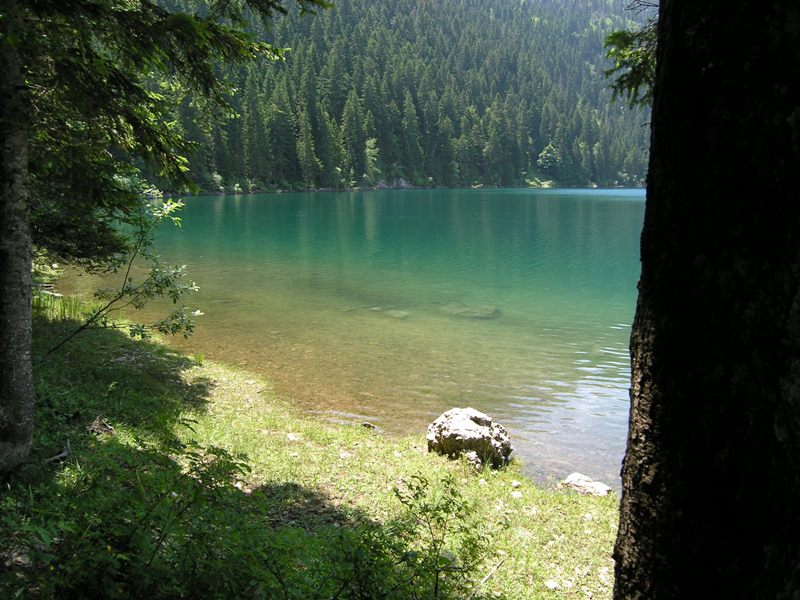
3,301 -> 618,598
175,353 -> 619,597
32,291 -> 94,322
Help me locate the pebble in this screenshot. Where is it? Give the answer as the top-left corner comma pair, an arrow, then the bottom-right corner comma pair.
598,567 -> 611,585
545,580 -> 560,591
234,482 -> 252,495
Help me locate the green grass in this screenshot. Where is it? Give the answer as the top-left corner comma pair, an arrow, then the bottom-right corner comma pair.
0,296 -> 618,598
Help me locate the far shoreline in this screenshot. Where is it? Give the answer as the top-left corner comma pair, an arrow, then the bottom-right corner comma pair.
163,182 -> 646,198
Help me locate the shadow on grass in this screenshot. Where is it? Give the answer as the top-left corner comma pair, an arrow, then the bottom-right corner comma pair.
1,317 -> 501,599
27,317 -> 215,472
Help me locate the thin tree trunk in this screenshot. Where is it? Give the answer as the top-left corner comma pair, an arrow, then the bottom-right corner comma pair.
614,1 -> 800,597
0,41 -> 33,475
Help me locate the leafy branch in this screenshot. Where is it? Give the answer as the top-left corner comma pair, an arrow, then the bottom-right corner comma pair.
48,197 -> 199,354
605,1 -> 658,108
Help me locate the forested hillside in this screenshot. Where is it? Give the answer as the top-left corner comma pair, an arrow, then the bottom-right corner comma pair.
179,0 -> 650,190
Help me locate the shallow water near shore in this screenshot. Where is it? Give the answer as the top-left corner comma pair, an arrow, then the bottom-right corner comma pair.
61,188 -> 644,485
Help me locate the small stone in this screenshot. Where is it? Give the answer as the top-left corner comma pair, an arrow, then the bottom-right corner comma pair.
289,452 -> 299,459
385,309 -> 409,319
479,478 -> 488,485
339,450 -> 353,459
4,552 -> 31,569
574,566 -> 591,578
463,450 -> 483,470
511,480 -> 522,488
582,513 -> 594,521
545,580 -> 560,591
511,491 -> 523,499
393,450 -> 402,458
598,567 -> 611,585
286,433 -> 299,442
233,482 -> 252,495
561,473 -> 612,497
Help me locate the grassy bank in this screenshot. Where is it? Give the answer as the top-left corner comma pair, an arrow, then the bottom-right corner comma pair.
1,295 -> 617,598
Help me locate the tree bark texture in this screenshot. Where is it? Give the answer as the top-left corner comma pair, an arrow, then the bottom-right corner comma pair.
0,40 -> 33,475
614,2 -> 800,598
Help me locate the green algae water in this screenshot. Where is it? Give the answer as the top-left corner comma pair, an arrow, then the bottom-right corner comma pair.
65,188 -> 644,484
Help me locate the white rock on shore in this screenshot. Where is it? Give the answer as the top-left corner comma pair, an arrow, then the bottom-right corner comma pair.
426,407 -> 513,469
561,472 -> 612,496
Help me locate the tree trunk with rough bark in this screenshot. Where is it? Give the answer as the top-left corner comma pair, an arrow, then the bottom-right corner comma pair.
0,41 -> 33,475
614,1 -> 800,597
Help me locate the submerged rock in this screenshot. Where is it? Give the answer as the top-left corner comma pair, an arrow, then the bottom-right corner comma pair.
364,305 -> 409,319
385,309 -> 409,319
560,472 -> 612,496
439,302 -> 500,319
426,407 -> 513,469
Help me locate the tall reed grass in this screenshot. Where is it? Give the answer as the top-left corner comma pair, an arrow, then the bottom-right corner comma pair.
32,291 -> 97,322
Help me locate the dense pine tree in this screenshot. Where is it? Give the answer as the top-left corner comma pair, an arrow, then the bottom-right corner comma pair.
180,0 -> 650,191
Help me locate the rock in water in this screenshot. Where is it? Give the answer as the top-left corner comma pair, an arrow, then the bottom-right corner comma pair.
560,472 -> 612,496
426,407 -> 513,469
439,302 -> 500,319
385,309 -> 409,319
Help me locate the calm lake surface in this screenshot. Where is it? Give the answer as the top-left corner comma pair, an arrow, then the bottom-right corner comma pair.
67,188 -> 645,484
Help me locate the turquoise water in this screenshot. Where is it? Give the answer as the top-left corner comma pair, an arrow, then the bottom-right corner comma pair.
70,188 -> 645,484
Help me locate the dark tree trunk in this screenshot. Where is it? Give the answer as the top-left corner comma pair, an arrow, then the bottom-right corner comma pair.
614,1 -> 800,597
0,41 -> 33,475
